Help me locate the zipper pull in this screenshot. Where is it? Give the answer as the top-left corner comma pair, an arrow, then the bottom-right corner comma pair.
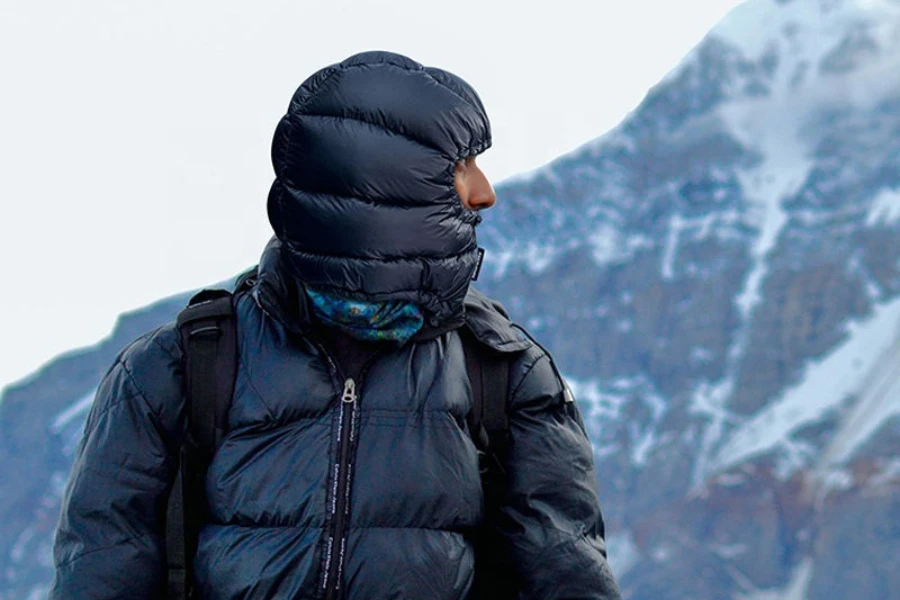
341,378 -> 357,404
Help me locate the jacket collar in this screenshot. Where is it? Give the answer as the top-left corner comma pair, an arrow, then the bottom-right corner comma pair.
252,238 -> 529,353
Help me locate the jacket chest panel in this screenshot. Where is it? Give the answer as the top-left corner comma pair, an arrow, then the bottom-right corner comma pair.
205,418 -> 334,526
230,345 -> 338,429
212,314 -> 479,530
352,333 -> 472,418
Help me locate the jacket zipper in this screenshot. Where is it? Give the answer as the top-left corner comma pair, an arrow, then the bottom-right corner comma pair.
323,377 -> 357,600
310,336 -> 384,600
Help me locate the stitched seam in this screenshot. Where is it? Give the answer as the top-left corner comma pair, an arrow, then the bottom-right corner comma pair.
527,521 -> 588,540
201,523 -> 328,531
88,360 -> 158,424
118,358 -> 165,421
354,525 -> 469,532
238,361 -> 278,423
360,421 -> 456,427
509,352 -> 548,401
299,61 -> 474,124
359,408 -> 455,414
278,112 -> 297,186
274,182 -> 286,240
148,332 -> 180,363
283,240 -> 475,265
289,61 -> 487,159
54,533 -> 155,569
296,112 -> 448,158
529,527 -> 607,571
290,65 -> 341,113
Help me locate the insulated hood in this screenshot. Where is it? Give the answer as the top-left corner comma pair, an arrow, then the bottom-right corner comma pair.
267,51 -> 492,326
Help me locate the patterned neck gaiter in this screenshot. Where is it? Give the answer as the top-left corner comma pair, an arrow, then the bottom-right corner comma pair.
304,286 -> 425,344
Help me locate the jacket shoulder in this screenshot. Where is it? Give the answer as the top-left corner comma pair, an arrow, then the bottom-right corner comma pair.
90,321 -> 184,431
463,288 -> 531,354
464,292 -> 574,412
118,321 -> 183,387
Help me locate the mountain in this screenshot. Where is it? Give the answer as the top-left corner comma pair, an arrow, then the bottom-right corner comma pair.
2,0 -> 900,598
475,0 -> 900,597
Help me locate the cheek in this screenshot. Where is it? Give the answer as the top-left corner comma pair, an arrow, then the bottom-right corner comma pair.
454,174 -> 467,204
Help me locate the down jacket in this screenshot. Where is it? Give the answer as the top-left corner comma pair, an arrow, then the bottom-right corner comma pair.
49,51 -> 621,599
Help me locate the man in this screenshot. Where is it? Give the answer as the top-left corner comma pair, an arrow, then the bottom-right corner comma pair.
50,51 -> 621,599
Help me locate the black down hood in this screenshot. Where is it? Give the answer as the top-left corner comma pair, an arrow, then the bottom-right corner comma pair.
267,51 -> 492,326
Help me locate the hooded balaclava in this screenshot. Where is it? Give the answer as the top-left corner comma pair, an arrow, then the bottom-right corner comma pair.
266,51 -> 492,329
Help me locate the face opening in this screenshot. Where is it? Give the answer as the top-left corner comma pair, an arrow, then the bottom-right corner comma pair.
454,156 -> 496,212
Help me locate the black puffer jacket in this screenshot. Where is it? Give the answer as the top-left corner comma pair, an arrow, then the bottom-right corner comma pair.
50,51 -> 621,599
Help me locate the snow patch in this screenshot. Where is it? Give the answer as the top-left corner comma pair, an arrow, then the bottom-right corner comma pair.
10,526 -> 36,563
714,472 -> 747,487
483,240 -> 563,278
588,227 -> 654,268
687,51 -> 819,485
848,251 -> 884,300
605,532 -> 642,578
650,544 -> 675,563
866,186 -> 900,226
723,91 -> 814,323
25,586 -> 50,600
817,315 -> 900,467
691,347 -> 715,363
691,378 -> 738,485
589,225 -> 622,265
484,248 -> 516,280
816,468 -> 855,493
593,443 -> 621,461
869,458 -> 900,487
50,389 -> 96,433
50,388 -> 97,434
736,557 -> 814,600
630,425 -> 657,466
661,213 -> 685,280
775,438 -> 819,480
709,542 -> 748,559
714,0 -> 900,71
567,379 -> 630,424
523,241 -> 559,274
569,376 -> 668,466
714,295 -> 900,473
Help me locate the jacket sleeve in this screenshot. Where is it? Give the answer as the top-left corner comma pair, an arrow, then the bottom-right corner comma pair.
48,327 -> 184,600
496,346 -> 622,600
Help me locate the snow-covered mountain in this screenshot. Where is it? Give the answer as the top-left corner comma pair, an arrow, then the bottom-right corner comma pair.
474,0 -> 900,597
2,0 -> 899,598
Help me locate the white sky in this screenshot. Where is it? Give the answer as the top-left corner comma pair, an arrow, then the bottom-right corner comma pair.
0,0 -> 746,390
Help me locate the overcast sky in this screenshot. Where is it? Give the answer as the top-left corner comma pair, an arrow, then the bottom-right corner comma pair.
0,0 -> 746,390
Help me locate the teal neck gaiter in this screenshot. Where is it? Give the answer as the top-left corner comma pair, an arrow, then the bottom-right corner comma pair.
304,286 -> 425,344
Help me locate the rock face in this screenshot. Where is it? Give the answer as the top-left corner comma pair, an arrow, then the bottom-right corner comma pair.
2,0 -> 900,598
0,294 -> 190,599
473,1 -> 900,597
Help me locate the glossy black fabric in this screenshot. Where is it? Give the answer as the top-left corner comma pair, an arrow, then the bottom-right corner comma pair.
50,50 -> 620,599
267,51 -> 491,325
50,245 -> 621,599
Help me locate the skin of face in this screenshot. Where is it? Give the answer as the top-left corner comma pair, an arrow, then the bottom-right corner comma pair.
454,156 -> 496,211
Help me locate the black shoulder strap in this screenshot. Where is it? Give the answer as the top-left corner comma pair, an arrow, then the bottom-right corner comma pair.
463,335 -> 510,465
461,330 -> 518,600
166,289 -> 238,600
178,289 -> 238,457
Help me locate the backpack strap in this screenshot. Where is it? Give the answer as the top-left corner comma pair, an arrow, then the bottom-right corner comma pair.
178,289 -> 238,457
461,330 -> 517,600
463,336 -> 510,476
166,289 -> 239,600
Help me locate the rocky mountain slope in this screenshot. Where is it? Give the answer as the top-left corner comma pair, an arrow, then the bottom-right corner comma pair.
2,0 -> 899,598
475,0 -> 900,597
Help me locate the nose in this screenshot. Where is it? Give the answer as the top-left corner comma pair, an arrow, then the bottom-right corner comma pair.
462,162 -> 496,211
